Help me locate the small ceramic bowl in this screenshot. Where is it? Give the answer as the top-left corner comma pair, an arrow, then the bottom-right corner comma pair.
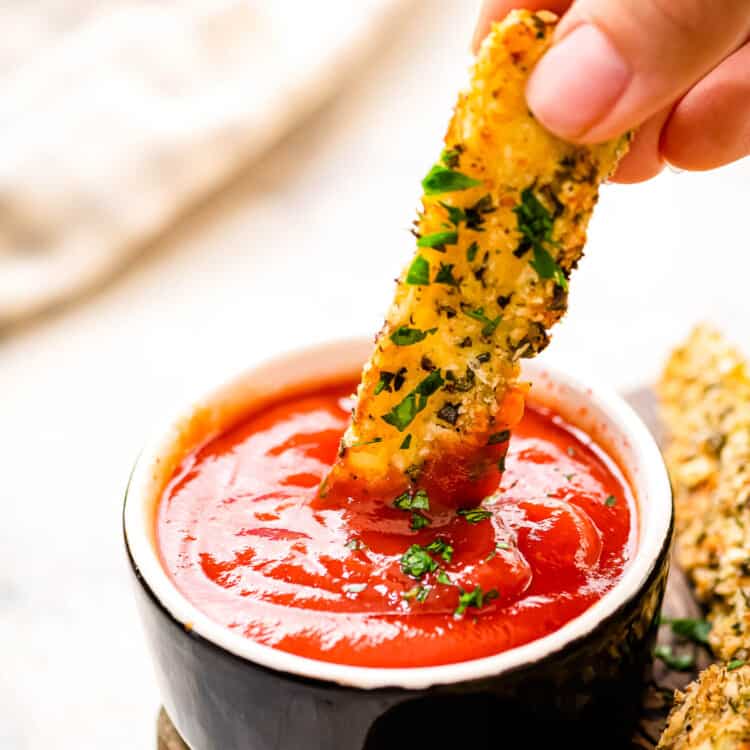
123,339 -> 673,750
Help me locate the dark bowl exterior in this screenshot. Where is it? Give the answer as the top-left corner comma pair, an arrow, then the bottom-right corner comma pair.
126,513 -> 672,750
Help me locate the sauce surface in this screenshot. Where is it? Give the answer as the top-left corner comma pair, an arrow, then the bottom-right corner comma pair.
157,381 -> 635,668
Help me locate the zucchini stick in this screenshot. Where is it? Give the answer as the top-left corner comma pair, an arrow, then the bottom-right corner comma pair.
324,10 -> 629,506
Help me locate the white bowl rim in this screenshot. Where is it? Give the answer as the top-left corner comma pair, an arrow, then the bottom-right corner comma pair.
123,337 -> 672,691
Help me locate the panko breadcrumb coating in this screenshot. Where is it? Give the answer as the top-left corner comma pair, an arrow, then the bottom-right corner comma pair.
657,663 -> 750,750
324,10 -> 629,506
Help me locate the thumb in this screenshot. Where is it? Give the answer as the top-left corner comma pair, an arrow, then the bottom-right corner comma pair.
526,0 -> 750,142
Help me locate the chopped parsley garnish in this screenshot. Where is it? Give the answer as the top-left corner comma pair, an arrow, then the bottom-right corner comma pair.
422,165 -> 482,196
400,434 -> 412,450
425,537 -> 454,563
439,201 -> 466,227
458,507 -> 493,524
404,585 -> 431,603
464,194 -> 495,231
434,262 -> 460,287
401,544 -> 439,578
440,148 -> 461,168
567,447 -> 576,457
437,402 -> 460,425
487,430 -> 510,445
454,585 -> 499,618
410,512 -> 431,530
605,495 -> 617,507
466,241 -> 479,262
389,326 -> 437,346
417,231 -> 458,252
393,489 -> 430,512
437,569 -> 452,585
382,370 -> 445,431
660,616 -> 711,645
653,645 -> 694,671
462,306 -> 501,338
406,255 -> 430,285
374,368 -> 407,395
497,541 -> 511,550
350,437 -> 383,448
443,367 -> 475,393
345,539 -> 362,551
728,659 -> 746,671
513,187 -> 568,290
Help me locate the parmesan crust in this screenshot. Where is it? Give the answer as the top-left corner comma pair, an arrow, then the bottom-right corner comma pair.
324,10 -> 629,504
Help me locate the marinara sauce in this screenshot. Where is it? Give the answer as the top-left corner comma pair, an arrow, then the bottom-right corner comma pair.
157,380 -> 635,668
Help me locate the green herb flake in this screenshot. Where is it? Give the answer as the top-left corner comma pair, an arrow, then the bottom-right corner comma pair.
439,201 -> 466,227
728,659 -> 746,671
382,370 -> 444,431
410,512 -> 431,530
497,541 -> 511,550
454,585 -> 499,618
406,255 -> 430,285
436,402 -> 460,425
462,307 -> 501,338
426,538 -> 454,563
389,326 -> 437,347
400,434 -> 412,450
350,437 -> 383,448
605,495 -> 617,507
345,539 -> 362,551
434,262 -> 460,287
440,148 -> 461,168
466,241 -> 479,262
487,430 -> 510,445
417,231 -> 458,252
661,617 -> 712,645
513,187 -> 568,290
393,489 -> 430,513
567,447 -> 576,457
653,645 -> 695,672
401,544 -> 439,578
458,507 -> 493,524
422,164 -> 482,196
437,569 -> 452,585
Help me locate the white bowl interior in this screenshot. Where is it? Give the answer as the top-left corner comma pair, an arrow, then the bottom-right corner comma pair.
124,338 -> 672,690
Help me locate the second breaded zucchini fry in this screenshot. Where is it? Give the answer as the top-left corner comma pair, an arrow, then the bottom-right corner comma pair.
324,10 -> 629,505
657,663 -> 750,750
659,325 -> 750,661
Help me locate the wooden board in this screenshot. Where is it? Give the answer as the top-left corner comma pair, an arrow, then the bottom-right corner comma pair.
156,387 -> 710,749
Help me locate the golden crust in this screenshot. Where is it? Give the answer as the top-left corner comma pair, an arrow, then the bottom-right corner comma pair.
325,10 -> 628,503
657,664 -> 750,750
658,325 -> 750,662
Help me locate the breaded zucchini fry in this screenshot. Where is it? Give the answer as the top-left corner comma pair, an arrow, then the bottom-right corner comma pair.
657,663 -> 750,750
657,326 -> 750,749
325,10 -> 629,505
658,325 -> 750,661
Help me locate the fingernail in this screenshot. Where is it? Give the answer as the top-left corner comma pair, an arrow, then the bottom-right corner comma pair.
527,24 -> 631,139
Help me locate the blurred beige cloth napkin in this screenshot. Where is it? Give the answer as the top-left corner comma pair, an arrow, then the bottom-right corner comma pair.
0,0 -> 406,327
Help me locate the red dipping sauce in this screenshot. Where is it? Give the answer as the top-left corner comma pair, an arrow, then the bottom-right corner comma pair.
157,380 -> 635,668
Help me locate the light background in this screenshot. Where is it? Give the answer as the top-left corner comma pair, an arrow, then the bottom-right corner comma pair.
1,1 -> 748,747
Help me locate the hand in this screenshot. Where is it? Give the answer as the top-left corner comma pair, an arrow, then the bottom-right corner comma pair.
474,1 -> 750,183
